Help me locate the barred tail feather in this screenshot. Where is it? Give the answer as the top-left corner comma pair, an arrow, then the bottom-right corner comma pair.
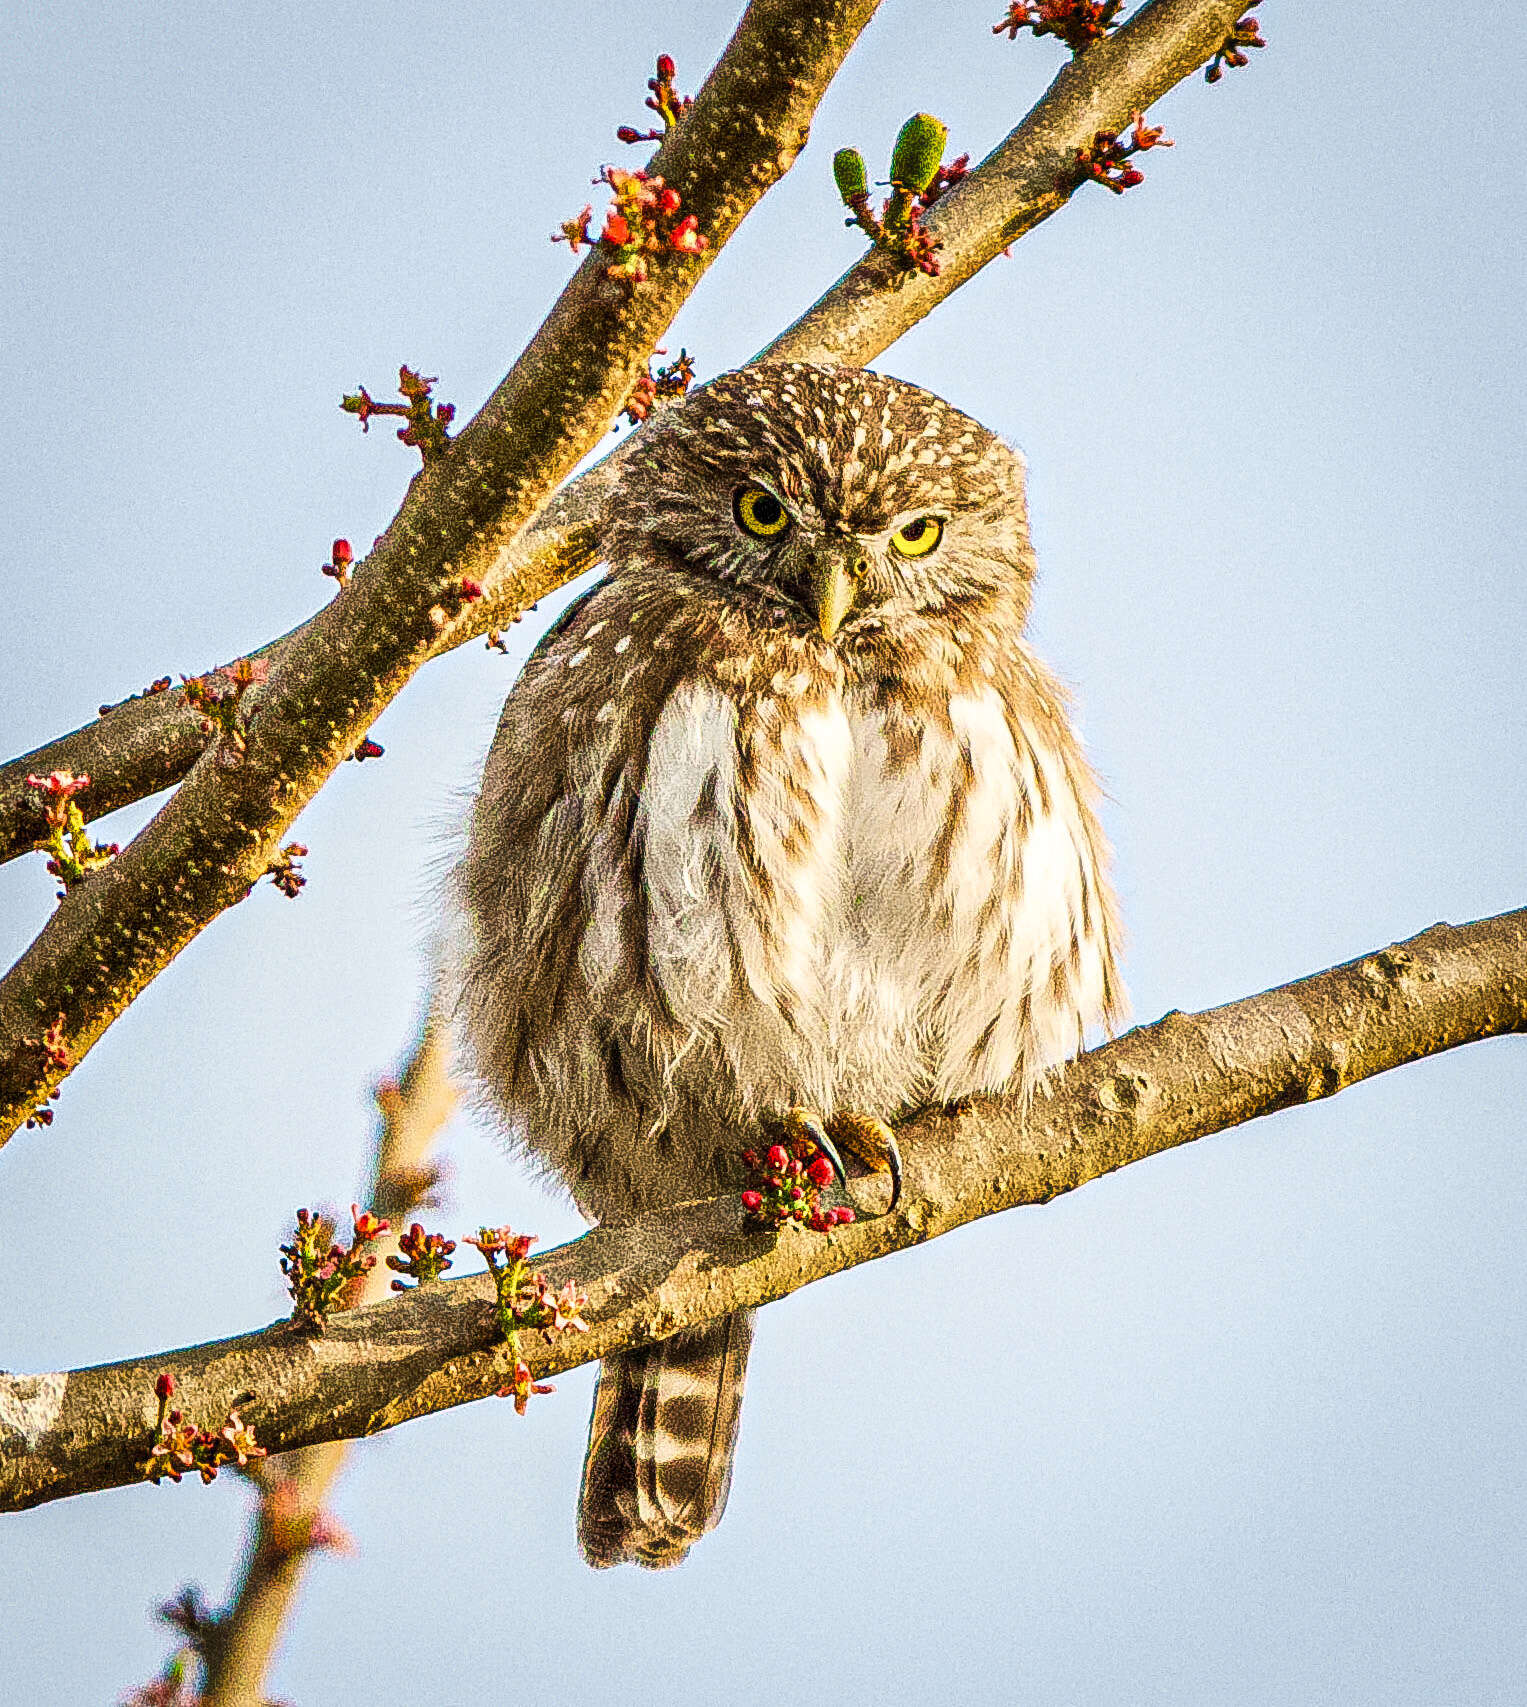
578,1310 -> 755,1569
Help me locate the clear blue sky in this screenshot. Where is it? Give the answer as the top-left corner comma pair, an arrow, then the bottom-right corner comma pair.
3,3 -> 1524,1702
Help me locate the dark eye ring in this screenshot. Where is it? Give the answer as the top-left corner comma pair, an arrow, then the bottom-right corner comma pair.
735,486 -> 789,538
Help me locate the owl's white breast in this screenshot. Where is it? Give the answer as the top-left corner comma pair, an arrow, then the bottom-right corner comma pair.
633,674 -> 1107,1117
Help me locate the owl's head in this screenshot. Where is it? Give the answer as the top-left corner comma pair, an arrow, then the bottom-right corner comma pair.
604,361 -> 1035,641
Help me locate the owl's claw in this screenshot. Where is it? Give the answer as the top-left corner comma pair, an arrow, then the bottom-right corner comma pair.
880,1131 -> 904,1210
825,1111 -> 903,1212
789,1112 -> 848,1190
769,1107 -> 902,1213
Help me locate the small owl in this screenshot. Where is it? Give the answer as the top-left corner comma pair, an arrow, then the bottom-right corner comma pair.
457,361 -> 1122,1568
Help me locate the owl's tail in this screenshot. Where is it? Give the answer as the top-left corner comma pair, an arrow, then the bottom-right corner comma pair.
577,1309 -> 755,1569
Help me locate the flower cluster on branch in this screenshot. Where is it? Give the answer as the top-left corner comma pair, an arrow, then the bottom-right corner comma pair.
265,841 -> 308,899
616,52 -> 692,146
1206,5 -> 1265,82
556,163 -> 709,289
279,1205 -> 390,1328
620,346 -> 697,426
992,1 -> 1125,53
181,656 -> 267,762
741,1112 -> 857,1234
464,1226 -> 590,1413
386,1220 -> 457,1288
21,1014 -> 68,1129
341,366 -> 456,464
97,675 -> 171,719
1071,110 -> 1173,193
321,536 -> 353,589
140,1372 -> 267,1487
24,770 -> 117,896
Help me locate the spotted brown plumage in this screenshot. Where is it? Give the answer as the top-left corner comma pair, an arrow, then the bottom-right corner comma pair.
457,361 -> 1123,1568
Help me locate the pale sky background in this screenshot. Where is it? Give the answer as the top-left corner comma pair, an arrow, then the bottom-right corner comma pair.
3,3 -> 1524,1703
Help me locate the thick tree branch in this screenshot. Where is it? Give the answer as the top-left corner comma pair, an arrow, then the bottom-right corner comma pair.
0,0 -> 884,1144
6,909 -> 1522,1515
0,0 -> 1247,870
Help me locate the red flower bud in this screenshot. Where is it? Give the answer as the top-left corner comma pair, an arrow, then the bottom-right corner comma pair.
656,186 -> 681,216
790,1185 -> 804,1200
1120,168 -> 1144,188
331,538 -> 352,565
741,1190 -> 762,1211
603,212 -> 632,246
155,1372 -> 176,1400
656,53 -> 676,82
667,214 -> 707,254
807,1156 -> 834,1187
616,126 -> 643,144
352,1206 -> 389,1240
766,1144 -> 788,1169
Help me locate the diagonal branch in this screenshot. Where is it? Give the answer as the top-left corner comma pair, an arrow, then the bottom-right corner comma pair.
6,909 -> 1522,1514
0,0 -> 1249,870
767,0 -> 1250,361
0,0 -> 886,1145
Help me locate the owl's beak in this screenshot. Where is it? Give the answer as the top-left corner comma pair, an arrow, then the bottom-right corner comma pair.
802,541 -> 869,640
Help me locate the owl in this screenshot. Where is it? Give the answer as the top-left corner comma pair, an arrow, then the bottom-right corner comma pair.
457,360 -> 1122,1568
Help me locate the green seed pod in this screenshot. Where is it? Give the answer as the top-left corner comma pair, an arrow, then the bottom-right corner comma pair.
889,112 -> 948,194
833,147 -> 868,204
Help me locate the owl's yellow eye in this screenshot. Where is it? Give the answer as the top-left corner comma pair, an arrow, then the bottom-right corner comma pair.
734,486 -> 790,538
890,515 -> 944,558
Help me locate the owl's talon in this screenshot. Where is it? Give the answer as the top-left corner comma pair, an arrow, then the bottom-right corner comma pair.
823,1112 -> 903,1212
881,1132 -> 904,1210
791,1113 -> 848,1189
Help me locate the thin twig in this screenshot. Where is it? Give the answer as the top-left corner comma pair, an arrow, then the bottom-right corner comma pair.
194,1005 -> 456,1707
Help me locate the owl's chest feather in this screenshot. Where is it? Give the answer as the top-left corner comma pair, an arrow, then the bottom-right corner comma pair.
631,673 -> 1104,1111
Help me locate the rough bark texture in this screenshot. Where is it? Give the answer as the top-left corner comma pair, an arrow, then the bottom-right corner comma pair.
0,0 -> 885,1144
5,910 -> 1522,1514
0,0 -> 1248,873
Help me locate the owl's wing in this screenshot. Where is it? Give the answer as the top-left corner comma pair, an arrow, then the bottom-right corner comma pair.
989,640 -> 1127,1047
522,577 -> 605,671
455,574 -> 700,1209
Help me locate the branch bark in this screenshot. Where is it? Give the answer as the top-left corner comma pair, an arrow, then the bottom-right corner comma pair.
0,0 -> 1248,871
0,0 -> 885,1145
6,909 -> 1522,1515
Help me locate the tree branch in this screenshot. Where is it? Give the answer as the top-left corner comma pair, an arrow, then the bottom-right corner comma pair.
0,0 -> 885,1144
0,0 -> 1249,871
6,909 -> 1522,1515
767,0 -> 1248,362
195,1005 -> 456,1707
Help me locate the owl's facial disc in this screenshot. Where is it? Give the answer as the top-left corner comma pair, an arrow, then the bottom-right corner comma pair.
733,483 -> 869,639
